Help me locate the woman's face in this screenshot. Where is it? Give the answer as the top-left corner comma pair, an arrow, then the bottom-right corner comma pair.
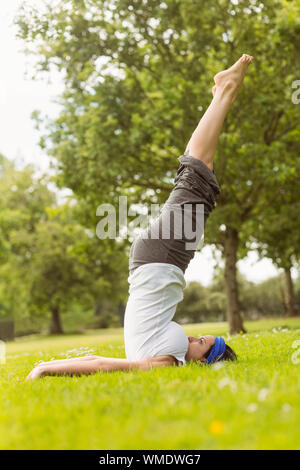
185,335 -> 215,363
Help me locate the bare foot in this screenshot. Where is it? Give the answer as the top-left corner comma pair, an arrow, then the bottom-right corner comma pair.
213,54 -> 253,102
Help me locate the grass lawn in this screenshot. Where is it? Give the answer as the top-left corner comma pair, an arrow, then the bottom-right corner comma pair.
1,317 -> 300,450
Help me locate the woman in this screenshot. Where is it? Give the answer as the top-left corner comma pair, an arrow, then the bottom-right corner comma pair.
26,54 -> 253,381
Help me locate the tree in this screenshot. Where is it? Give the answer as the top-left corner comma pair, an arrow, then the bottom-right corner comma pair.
23,204 -> 129,334
246,186 -> 300,317
16,0 -> 300,333
0,156 -> 128,333
27,207 -> 91,333
0,154 -> 54,259
0,155 -> 54,322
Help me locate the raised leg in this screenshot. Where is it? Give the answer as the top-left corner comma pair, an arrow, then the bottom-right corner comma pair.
185,54 -> 253,170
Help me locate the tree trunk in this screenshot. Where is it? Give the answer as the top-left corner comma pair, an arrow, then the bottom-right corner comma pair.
223,227 -> 246,334
283,267 -> 297,317
94,301 -> 103,317
50,306 -> 63,334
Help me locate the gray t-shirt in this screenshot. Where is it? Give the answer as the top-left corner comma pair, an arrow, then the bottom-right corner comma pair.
124,263 -> 188,365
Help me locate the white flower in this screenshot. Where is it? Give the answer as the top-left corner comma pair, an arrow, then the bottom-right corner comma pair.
282,403 -> 292,413
211,362 -> 225,371
247,403 -> 258,413
258,388 -> 269,402
218,377 -> 237,392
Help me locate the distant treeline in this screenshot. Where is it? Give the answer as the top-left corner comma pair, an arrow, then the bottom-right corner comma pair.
175,275 -> 300,324
7,272 -> 300,338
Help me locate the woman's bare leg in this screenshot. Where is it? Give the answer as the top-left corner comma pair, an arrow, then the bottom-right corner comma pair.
185,54 -> 253,170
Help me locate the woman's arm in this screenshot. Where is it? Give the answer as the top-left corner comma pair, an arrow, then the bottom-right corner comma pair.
38,355 -> 100,365
25,355 -> 177,381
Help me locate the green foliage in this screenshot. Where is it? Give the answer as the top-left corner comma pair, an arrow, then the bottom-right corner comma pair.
1,318 -> 300,449
175,281 -> 227,323
239,275 -> 285,318
246,181 -> 300,270
176,274 -> 286,324
27,204 -> 128,317
0,156 -> 54,320
16,0 -> 300,228
0,155 -> 54,261
0,157 -> 128,332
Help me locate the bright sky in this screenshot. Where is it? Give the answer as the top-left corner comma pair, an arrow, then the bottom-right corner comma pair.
0,0 -> 64,172
0,1 -> 289,285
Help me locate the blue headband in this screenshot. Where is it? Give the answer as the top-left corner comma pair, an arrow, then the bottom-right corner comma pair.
205,336 -> 226,364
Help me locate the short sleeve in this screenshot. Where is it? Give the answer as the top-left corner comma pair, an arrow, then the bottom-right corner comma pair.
153,321 -> 188,365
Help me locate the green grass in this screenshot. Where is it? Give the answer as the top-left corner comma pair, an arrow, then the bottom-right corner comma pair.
1,317 -> 300,450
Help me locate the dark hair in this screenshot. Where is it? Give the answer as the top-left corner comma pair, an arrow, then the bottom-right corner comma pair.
203,343 -> 237,362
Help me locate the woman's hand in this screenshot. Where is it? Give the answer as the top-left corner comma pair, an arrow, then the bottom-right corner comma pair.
25,365 -> 44,381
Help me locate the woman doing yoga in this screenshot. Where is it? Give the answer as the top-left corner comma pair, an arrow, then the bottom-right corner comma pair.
26,54 -> 253,381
